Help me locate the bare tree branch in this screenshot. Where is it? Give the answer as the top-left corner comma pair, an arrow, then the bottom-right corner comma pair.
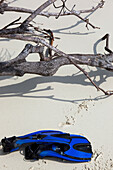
0,0 -> 104,15
21,0 -> 57,27
2,44 -> 44,68
0,0 -> 113,95
101,34 -> 113,53
0,32 -> 113,95
0,0 -> 104,30
2,17 -> 21,29
53,0 -> 104,29
0,0 -> 57,35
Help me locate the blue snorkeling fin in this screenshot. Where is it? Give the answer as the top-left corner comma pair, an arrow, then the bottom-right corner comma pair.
1,130 -> 93,162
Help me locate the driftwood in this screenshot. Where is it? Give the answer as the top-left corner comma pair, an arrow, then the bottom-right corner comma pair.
0,0 -> 113,95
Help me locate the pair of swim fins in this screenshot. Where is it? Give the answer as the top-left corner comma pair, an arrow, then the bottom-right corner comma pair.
1,130 -> 93,162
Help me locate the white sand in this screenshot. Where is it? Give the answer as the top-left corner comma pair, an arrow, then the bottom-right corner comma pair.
0,0 -> 113,170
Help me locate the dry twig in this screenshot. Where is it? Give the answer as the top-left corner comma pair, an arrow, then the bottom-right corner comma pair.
0,0 -> 105,28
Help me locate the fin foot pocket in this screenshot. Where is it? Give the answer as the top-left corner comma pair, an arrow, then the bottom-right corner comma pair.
1,136 -> 16,152
25,143 -> 40,160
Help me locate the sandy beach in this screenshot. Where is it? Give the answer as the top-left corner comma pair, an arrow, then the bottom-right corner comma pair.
0,0 -> 113,169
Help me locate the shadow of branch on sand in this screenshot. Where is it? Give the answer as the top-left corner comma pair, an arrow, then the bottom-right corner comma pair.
0,68 -> 112,103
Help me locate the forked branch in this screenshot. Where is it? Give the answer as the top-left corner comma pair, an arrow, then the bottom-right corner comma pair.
0,32 -> 113,95
0,0 -> 113,96
0,0 -> 104,29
